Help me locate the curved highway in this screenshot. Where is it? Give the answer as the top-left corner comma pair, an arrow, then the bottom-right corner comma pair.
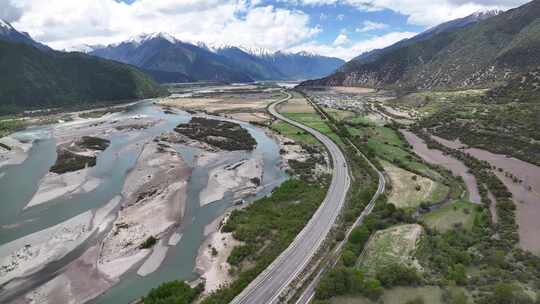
231,92 -> 351,304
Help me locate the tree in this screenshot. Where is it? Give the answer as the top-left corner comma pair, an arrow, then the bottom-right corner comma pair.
341,250 -> 357,267
144,280 -> 202,304
362,278 -> 383,300
487,283 -> 534,304
448,264 -> 467,286
349,226 -> 371,246
376,264 -> 422,287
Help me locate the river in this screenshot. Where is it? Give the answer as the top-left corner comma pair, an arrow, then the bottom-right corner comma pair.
0,101 -> 287,303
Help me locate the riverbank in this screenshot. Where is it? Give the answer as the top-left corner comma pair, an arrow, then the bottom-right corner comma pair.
195,213 -> 242,294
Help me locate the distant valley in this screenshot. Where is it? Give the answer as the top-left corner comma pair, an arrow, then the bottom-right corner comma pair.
87,33 -> 344,83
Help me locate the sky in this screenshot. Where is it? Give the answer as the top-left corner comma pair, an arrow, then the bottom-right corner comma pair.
0,0 -> 531,60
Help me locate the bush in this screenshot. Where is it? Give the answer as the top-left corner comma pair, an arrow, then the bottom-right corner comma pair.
143,280 -> 202,304
140,236 -> 158,249
376,264 -> 422,287
341,250 -> 357,267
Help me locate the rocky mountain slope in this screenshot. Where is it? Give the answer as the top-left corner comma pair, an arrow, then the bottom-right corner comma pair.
302,1 -> 540,91
0,19 -> 51,51
88,35 -> 344,83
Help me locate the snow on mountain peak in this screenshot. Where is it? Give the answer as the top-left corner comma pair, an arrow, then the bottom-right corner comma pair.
241,47 -> 275,57
471,9 -> 502,19
64,44 -> 104,53
0,19 -> 13,30
126,32 -> 178,46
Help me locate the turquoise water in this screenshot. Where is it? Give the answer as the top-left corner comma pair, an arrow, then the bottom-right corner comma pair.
0,101 -> 287,303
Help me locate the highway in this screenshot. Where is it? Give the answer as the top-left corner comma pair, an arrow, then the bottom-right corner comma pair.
230,91 -> 351,304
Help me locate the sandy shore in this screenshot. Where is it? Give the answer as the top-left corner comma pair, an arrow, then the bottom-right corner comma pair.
195,214 -> 242,294
168,233 -> 183,246
98,141 -> 191,279
199,157 -> 264,206
0,196 -> 120,287
16,245 -> 115,304
0,136 -> 33,169
25,168 -> 101,209
137,240 -> 169,277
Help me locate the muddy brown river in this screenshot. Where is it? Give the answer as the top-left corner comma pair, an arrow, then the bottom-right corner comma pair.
431,135 -> 540,254
400,130 -> 482,204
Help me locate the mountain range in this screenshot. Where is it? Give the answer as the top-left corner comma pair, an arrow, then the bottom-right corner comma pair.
301,2 -> 540,91
87,34 -> 345,83
0,20 -> 164,114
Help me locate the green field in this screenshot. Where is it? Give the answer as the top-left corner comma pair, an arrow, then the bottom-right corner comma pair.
284,112 -> 345,147
348,124 -> 441,179
271,120 -> 320,146
346,115 -> 377,126
422,201 -> 481,232
325,108 -> 355,121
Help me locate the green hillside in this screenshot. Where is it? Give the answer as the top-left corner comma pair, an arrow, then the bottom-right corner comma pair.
0,40 -> 165,114
302,0 -> 540,91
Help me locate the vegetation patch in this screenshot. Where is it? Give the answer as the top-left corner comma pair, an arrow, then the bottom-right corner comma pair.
0,142 -> 11,151
143,280 -> 203,304
78,136 -> 110,151
50,149 -> 96,174
422,201 -> 482,232
201,179 -> 327,304
140,236 -> 158,249
383,161 -> 449,209
329,286 -> 445,304
358,224 -> 424,274
271,120 -> 320,146
0,118 -> 25,138
175,117 -> 256,151
284,112 -> 345,147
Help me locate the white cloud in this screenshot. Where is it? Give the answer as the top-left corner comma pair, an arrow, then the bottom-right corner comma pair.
333,30 -> 349,46
0,0 -> 22,22
288,31 -> 417,60
356,20 -> 388,32
283,0 -> 529,26
8,0 -> 319,51
336,14 -> 345,21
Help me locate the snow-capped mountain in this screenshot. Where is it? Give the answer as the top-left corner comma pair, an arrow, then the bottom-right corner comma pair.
422,9 -> 502,37
64,43 -> 105,53
0,19 -> 51,51
88,33 -> 345,83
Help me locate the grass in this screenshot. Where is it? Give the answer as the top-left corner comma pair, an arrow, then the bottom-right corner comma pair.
421,201 -> 480,232
331,286 -> 444,304
358,224 -> 423,274
283,112 -> 345,147
346,115 -> 376,126
349,124 -> 440,179
325,108 -> 355,121
383,161 -> 449,209
0,118 -> 25,138
271,120 -> 320,146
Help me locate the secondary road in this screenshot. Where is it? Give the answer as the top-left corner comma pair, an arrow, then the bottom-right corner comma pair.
231,91 -> 351,304
294,97 -> 387,304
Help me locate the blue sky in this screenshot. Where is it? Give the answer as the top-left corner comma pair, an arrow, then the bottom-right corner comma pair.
2,0 -> 530,60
